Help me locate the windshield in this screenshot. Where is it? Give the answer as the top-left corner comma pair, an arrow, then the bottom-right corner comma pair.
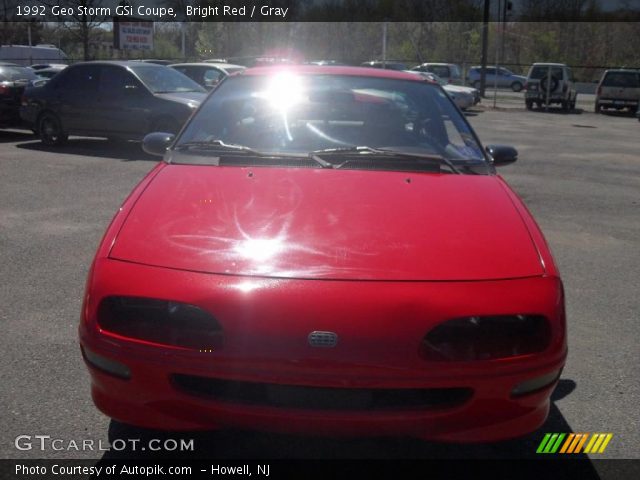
602,71 -> 640,87
175,73 -> 487,171
129,65 -> 206,94
529,66 -> 564,80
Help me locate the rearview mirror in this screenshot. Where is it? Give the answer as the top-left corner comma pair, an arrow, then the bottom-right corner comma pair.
486,144 -> 518,166
142,132 -> 175,156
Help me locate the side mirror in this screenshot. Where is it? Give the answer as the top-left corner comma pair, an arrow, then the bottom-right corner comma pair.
142,132 -> 175,156
486,144 -> 518,166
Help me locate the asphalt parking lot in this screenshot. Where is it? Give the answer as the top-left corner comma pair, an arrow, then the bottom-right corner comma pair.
1,108 -> 638,471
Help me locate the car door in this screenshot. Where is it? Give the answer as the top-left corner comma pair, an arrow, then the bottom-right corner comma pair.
484,67 -> 497,87
48,65 -> 99,133
497,68 -> 511,87
96,65 -> 152,137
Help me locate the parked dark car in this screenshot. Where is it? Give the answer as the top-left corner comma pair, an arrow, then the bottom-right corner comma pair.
169,62 -> 245,90
0,63 -> 40,127
20,61 -> 207,145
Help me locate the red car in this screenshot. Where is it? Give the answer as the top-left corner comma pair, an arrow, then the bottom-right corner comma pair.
79,66 -> 566,442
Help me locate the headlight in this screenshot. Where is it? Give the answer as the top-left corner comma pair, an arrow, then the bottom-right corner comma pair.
420,315 -> 551,362
97,296 -> 223,350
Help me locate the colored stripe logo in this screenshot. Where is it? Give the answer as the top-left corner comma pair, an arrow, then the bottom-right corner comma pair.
537,433 -> 613,454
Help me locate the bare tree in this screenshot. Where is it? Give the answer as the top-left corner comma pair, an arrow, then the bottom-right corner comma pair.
38,0 -> 110,60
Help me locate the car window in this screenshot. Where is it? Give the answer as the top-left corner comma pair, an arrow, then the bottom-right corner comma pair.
129,65 -> 205,94
203,68 -> 223,86
171,66 -> 200,84
171,66 -> 190,76
173,67 -> 223,87
485,67 -> 496,75
100,66 -> 140,98
388,63 -> 408,71
56,66 -> 99,94
223,67 -> 245,75
429,65 -> 450,78
602,72 -> 640,87
565,68 -> 573,82
529,66 -> 564,80
450,65 -> 461,78
176,74 -> 486,167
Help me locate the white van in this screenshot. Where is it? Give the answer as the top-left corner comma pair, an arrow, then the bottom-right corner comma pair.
0,45 -> 68,66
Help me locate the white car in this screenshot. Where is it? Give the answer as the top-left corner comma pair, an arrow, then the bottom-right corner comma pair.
405,71 -> 479,110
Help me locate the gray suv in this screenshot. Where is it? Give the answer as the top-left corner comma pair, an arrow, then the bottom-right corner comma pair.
524,63 -> 577,112
595,69 -> 640,114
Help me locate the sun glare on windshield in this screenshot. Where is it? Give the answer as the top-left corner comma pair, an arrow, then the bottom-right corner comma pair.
256,72 -> 305,112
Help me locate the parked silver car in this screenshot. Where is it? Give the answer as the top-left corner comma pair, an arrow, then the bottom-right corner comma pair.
411,63 -> 463,85
407,71 -> 479,110
467,66 -> 526,92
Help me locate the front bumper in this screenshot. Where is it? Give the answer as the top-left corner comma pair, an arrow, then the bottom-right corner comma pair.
80,259 -> 567,442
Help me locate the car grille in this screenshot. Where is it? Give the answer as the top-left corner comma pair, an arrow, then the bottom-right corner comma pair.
171,374 -> 472,411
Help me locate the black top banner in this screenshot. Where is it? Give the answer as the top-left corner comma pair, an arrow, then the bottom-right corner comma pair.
3,0 -> 640,22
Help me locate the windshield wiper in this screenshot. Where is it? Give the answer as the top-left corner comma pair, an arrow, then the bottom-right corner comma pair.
310,146 -> 461,174
175,141 -> 333,169
308,154 -> 335,169
174,140 -> 265,155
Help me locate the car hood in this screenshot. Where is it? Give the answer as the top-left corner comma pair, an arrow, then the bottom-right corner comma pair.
154,91 -> 207,106
110,165 -> 544,281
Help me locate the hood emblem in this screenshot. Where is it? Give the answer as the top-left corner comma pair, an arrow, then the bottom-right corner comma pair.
308,331 -> 338,348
